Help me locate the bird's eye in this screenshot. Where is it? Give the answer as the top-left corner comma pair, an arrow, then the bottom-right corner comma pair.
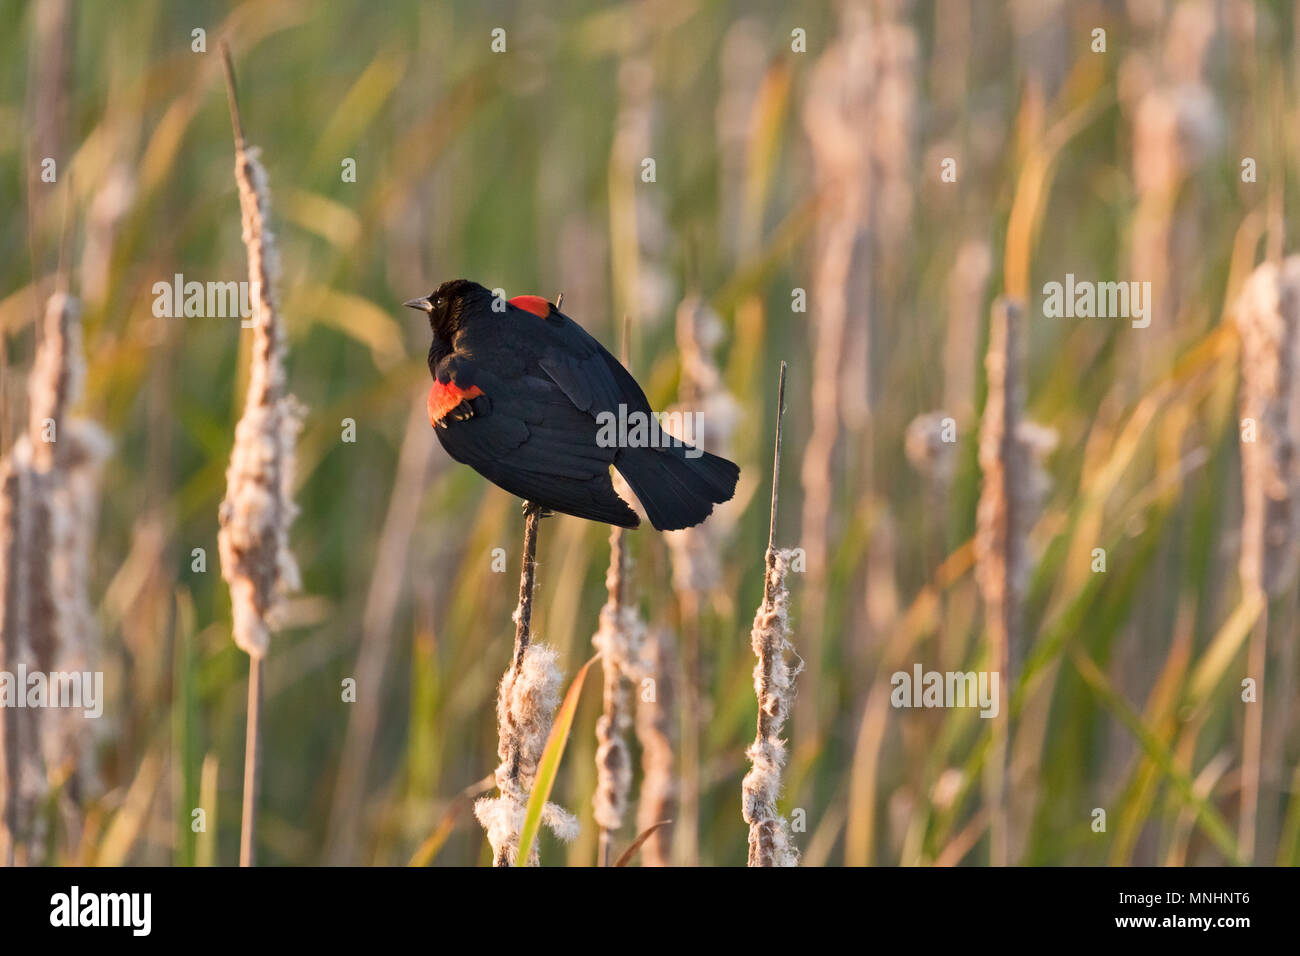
434,297 -> 445,309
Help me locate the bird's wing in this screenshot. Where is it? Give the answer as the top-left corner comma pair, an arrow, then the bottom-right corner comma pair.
431,355 -> 637,526
531,308 -> 654,421
453,297 -> 655,422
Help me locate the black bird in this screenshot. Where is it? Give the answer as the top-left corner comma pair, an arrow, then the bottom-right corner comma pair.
404,279 -> 739,530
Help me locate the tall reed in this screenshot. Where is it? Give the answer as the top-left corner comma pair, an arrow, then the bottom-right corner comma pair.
591,318 -> 648,865
216,45 -> 303,867
976,298 -> 1027,867
742,362 -> 801,866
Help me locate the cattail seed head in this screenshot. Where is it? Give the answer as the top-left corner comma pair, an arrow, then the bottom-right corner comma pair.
975,298 -> 1030,677
27,292 -> 84,473
742,548 -> 802,867
591,530 -> 646,833
217,144 -> 303,659
475,642 -> 579,865
0,291 -> 110,861
1236,257 -> 1300,597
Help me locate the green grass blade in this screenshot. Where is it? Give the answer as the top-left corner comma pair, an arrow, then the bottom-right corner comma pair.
515,655 -> 596,867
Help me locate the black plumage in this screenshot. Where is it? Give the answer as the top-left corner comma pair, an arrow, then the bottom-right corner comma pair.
405,279 -> 739,530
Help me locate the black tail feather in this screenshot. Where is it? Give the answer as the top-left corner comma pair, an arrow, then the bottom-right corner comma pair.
615,444 -> 740,531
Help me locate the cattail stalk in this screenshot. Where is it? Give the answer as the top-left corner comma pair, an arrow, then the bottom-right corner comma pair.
511,504 -> 542,675
592,523 -> 641,865
634,627 -> 677,866
474,502 -> 579,865
216,45 -> 303,867
1235,257 -> 1300,863
742,361 -> 801,866
628,315 -> 677,869
1125,2 -> 1219,378
32,294 -> 109,810
0,461 -> 33,866
592,320 -> 646,865
976,298 -> 1029,867
0,287 -> 109,865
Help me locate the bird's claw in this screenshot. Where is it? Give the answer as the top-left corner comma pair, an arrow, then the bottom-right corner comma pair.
449,400 -> 476,422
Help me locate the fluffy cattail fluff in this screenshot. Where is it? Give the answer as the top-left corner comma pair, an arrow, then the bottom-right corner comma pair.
591,522 -> 646,846
634,627 -> 677,866
217,145 -> 303,659
474,643 -> 579,866
40,424 -> 109,788
0,292 -> 110,864
742,548 -> 802,866
1236,258 -> 1300,598
27,297 -> 110,791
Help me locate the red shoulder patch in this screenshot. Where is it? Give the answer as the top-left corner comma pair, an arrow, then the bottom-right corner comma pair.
428,380 -> 484,426
509,295 -> 550,318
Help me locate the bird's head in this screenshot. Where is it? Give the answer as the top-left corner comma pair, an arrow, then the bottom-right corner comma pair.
403,278 -> 488,339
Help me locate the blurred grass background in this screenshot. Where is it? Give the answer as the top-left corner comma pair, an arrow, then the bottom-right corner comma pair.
3,0 -> 1299,866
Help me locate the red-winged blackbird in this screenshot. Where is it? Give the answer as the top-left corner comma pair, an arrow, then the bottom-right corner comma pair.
404,279 -> 739,531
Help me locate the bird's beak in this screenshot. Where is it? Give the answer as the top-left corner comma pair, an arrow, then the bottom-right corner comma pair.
403,296 -> 433,312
